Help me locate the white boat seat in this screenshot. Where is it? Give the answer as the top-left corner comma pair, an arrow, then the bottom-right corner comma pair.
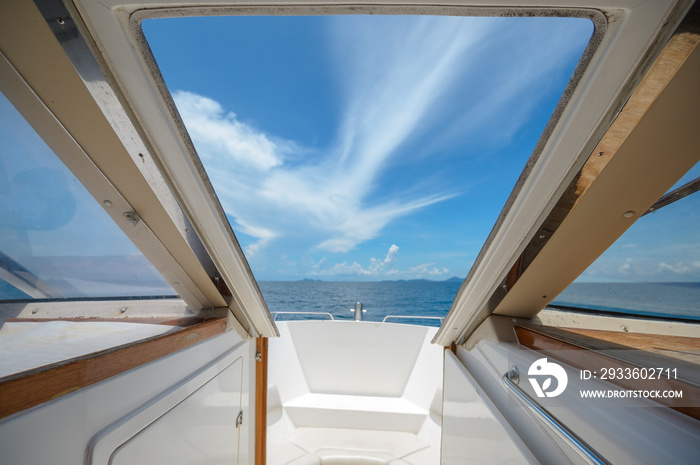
284,393 -> 427,433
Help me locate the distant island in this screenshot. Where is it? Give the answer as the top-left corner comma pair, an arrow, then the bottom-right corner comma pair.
382,276 -> 463,283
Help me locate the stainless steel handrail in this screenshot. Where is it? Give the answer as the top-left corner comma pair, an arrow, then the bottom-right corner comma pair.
382,315 -> 445,323
503,368 -> 610,465
272,311 -> 334,321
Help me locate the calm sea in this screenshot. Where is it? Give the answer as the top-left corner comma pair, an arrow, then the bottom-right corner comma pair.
551,282 -> 700,321
258,281 -> 461,326
258,281 -> 700,324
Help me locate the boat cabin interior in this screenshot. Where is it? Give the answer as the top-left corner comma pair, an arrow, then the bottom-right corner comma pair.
0,0 -> 699,464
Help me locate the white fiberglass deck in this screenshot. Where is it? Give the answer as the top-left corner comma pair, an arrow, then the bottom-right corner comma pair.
267,321 -> 443,465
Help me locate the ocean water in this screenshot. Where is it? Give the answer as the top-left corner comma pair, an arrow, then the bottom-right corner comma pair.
551,282 -> 700,321
258,281 -> 461,326
258,280 -> 700,325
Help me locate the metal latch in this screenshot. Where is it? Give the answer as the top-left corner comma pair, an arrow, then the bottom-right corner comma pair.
235,410 -> 243,428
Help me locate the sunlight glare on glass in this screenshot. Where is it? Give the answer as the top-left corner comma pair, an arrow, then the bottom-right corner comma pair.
0,92 -> 175,300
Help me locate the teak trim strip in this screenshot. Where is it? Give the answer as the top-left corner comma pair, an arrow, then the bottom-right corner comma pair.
515,326 -> 700,420
255,337 -> 269,465
6,316 -> 205,326
0,317 -> 226,420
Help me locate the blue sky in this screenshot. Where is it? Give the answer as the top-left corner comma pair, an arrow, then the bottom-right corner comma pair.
145,15 -> 600,281
577,166 -> 700,283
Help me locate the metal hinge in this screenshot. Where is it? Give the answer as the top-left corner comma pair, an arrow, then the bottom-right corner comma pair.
124,211 -> 141,226
235,410 -> 243,428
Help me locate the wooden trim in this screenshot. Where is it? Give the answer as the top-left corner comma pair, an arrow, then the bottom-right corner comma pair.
515,326 -> 700,420
0,317 -> 226,420
5,316 -> 205,326
505,255 -> 523,291
255,337 -> 268,465
447,342 -> 457,355
554,327 -> 700,359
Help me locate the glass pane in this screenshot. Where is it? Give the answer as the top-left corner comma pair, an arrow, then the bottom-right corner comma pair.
144,15 -> 592,320
0,91 -> 175,300
552,164 -> 700,321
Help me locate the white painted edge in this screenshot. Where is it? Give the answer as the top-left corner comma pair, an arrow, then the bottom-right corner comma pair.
69,0 -> 277,337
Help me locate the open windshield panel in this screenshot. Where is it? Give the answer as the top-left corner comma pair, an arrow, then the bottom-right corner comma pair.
0,91 -> 176,301
0,88 -> 183,378
551,162 -> 700,321
143,14 -> 593,323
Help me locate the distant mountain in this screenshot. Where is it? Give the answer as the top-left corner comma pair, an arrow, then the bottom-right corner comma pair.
262,276 -> 465,283
380,277 -> 464,283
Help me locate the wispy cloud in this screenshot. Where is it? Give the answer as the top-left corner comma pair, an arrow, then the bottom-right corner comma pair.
330,16 -> 489,179
177,88 -> 455,254
173,16 -> 593,277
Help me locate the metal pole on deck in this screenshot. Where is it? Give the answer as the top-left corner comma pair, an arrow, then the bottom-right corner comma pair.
354,302 -> 363,321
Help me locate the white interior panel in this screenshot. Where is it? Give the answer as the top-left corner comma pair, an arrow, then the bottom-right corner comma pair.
442,350 -> 538,464
289,321 -> 427,397
109,357 -> 243,465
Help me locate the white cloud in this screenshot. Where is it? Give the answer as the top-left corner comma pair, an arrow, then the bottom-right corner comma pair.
617,260 -> 633,275
382,244 -> 399,266
658,261 -> 700,275
310,244 -> 452,279
319,261 -> 372,277
407,263 -> 451,278
175,91 -> 286,171
314,195 -> 453,253
172,16 -> 593,277
582,254 -> 700,283
233,217 -> 277,257
175,86 -> 455,257
315,244 -> 399,277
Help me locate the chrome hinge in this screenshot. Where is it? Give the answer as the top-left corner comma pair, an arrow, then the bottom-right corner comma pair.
235,410 -> 243,428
